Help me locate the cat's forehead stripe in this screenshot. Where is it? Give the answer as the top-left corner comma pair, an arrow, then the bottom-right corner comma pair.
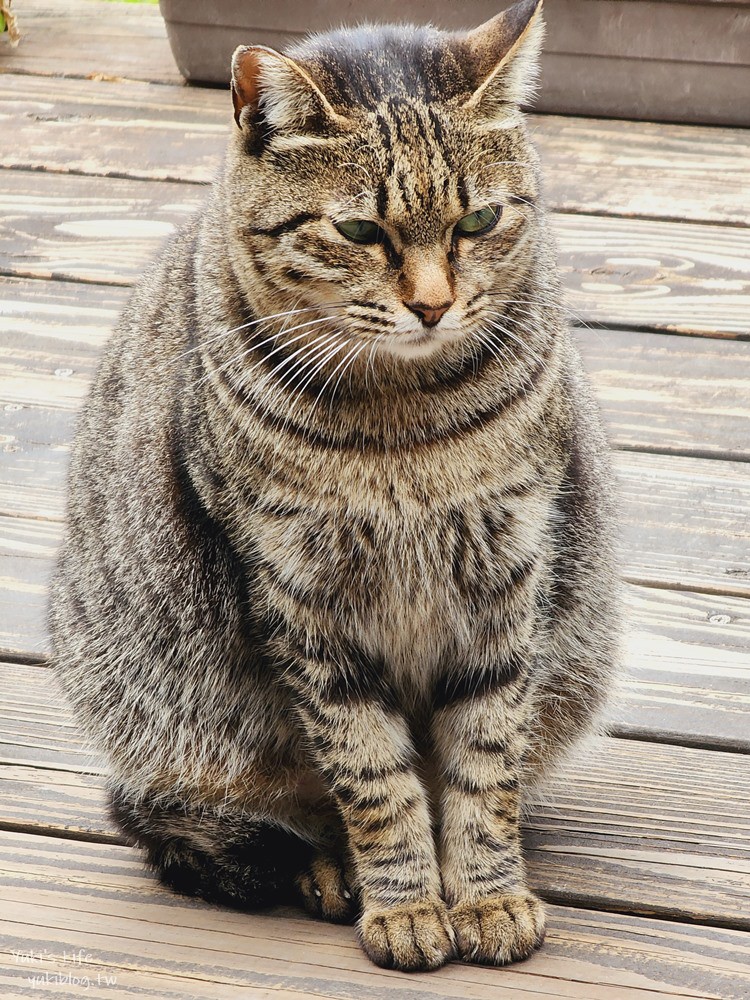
366,99 -> 465,235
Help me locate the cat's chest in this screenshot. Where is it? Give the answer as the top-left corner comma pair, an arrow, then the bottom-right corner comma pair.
235,445 -> 552,687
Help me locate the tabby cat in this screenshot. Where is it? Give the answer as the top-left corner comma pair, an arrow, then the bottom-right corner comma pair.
50,0 -> 620,972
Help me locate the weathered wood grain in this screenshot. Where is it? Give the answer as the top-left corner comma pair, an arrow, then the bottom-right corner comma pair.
0,517 -> 56,660
0,784 -> 748,998
526,739 -> 750,927
614,451 -> 750,596
0,0 -> 183,87
0,663 -> 101,772
0,766 -> 112,839
574,328 -> 750,460
2,69 -> 750,225
554,213 -> 750,337
0,171 -> 202,286
530,115 -> 750,226
3,830 -> 748,1000
0,73 -> 228,183
2,168 -> 750,336
4,330 -> 750,511
2,966 -> 320,1000
0,833 -> 749,1000
616,587 -> 750,751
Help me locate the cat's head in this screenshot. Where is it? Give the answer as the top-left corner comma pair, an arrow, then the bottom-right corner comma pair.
224,0 -> 545,363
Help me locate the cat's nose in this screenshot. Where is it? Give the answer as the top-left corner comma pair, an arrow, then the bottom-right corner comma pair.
404,300 -> 453,327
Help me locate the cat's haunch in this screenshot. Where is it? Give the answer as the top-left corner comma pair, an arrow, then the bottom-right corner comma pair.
50,0 -> 620,973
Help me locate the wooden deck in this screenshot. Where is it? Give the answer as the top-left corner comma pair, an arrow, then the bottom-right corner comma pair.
1,2 -> 749,997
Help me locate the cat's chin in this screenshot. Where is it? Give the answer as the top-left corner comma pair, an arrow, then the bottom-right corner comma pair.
378,328 -> 460,361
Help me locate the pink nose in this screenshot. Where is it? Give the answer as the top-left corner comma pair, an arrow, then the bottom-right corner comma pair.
404,300 -> 453,327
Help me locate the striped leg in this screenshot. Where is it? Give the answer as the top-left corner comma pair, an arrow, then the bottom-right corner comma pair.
432,646 -> 545,965
282,634 -> 454,972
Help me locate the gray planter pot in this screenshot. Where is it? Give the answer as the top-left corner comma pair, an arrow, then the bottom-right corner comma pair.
159,0 -> 750,126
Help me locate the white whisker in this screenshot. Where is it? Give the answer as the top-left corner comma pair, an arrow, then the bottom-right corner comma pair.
262,329 -> 341,385
177,302 -> 345,361
487,320 -> 545,368
285,338 -> 353,419
329,339 -> 370,411
312,339 -> 366,414
249,331 -> 344,418
365,332 -> 386,393
202,315 -> 336,389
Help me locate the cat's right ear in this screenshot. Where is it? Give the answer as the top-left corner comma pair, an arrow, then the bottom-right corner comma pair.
231,45 -> 349,136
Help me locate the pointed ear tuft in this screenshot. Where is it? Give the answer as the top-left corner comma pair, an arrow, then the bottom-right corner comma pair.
461,0 -> 545,119
231,45 -> 349,136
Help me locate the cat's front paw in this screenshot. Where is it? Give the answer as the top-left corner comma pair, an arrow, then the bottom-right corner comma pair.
449,892 -> 545,965
359,899 -> 456,971
296,852 -> 357,924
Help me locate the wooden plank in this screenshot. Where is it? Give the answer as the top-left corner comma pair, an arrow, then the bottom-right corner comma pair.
1,830 -> 750,999
2,61 -> 750,224
3,662 -> 750,926
554,213 -> 750,337
0,662 -> 101,772
614,451 -> 750,597
0,74 -> 228,184
574,328 -> 750,461
0,965 -> 341,1000
616,587 -> 750,751
2,165 -> 750,337
530,115 -> 750,226
0,766 -> 112,839
526,739 -> 750,927
0,0 -> 183,86
0,171 -> 203,287
0,518 -> 55,660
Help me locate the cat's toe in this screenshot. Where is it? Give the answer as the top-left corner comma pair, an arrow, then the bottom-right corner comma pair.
449,892 -> 545,966
296,852 -> 357,924
359,899 -> 456,972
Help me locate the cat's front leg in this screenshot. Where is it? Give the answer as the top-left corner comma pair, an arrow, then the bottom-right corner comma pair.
282,632 -> 455,971
432,646 -> 545,966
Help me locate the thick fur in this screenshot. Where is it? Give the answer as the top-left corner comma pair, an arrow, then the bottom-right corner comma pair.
50,0 -> 620,973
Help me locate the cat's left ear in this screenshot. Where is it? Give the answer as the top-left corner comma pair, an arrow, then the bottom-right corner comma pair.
231,45 -> 349,135
461,0 -> 545,118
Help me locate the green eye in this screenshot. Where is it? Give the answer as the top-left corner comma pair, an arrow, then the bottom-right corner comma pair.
454,205 -> 502,237
335,219 -> 384,245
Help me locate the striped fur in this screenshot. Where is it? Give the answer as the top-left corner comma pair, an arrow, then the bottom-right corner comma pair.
50,0 -> 620,972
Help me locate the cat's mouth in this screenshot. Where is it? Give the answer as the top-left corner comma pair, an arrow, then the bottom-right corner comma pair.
380,324 -> 462,360
402,328 -> 434,346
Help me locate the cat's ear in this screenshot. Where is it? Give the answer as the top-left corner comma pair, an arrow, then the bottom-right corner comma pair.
231,45 -> 348,135
461,0 -> 545,118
